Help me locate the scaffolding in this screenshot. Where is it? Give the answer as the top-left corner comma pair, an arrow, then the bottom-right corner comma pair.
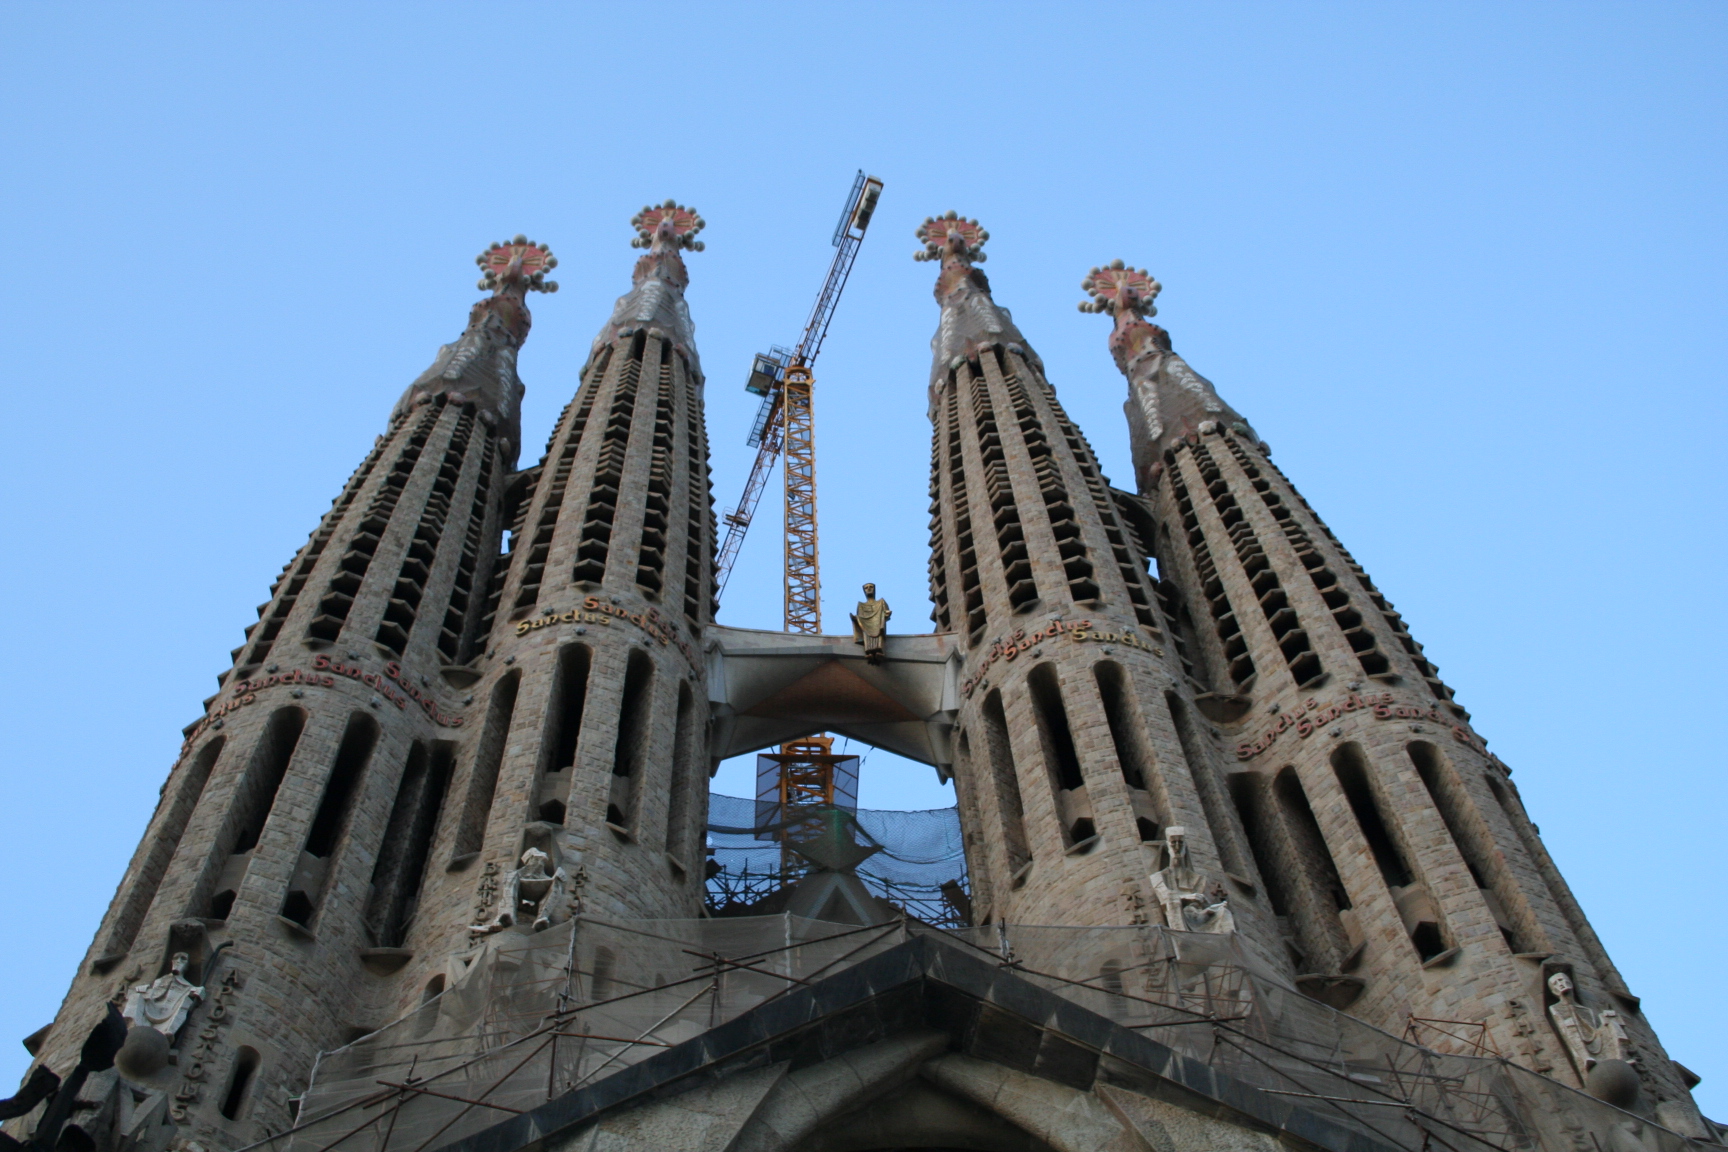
246,919 -> 1692,1152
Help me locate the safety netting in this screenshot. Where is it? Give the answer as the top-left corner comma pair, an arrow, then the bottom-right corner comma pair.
248,916 -> 1693,1152
704,792 -> 969,926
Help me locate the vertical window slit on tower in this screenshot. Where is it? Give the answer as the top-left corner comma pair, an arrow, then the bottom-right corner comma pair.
378,405 -> 476,657
1219,434 -> 1391,681
682,359 -> 711,630
572,331 -> 648,587
1030,366 -> 1158,624
282,712 -> 381,927
1165,450 -> 1256,688
1093,662 -> 1148,790
1330,742 -> 1451,962
366,740 -> 455,948
439,432 -> 497,664
966,365 -> 1038,612
100,736 -> 225,963
980,692 -> 1031,878
664,683 -> 698,868
308,402 -> 441,644
944,388 -> 985,642
1190,440 -> 1322,687
996,355 -> 1097,604
1409,742 -> 1533,953
478,465 -> 538,641
926,395 -> 952,631
1262,765 -> 1358,972
1026,663 -> 1093,846
536,645 -> 591,825
607,649 -> 655,830
452,671 -> 518,863
1264,452 -> 1462,712
1164,690 -> 1253,880
512,346 -> 611,615
636,344 -> 675,598
238,433 -> 389,675
202,707 -> 305,921
219,1047 -> 260,1120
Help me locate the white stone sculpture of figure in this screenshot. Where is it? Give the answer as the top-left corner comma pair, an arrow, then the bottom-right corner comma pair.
122,953 -> 204,1037
1546,971 -> 1631,1074
1148,827 -> 1235,934
471,848 -> 570,934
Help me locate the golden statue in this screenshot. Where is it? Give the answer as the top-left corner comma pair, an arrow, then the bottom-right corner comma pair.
851,583 -> 891,663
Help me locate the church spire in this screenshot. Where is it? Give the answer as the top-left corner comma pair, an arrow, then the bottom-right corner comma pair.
393,236 -> 558,470
1080,260 -> 1255,491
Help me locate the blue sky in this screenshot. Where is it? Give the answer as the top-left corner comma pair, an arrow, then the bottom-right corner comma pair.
2,0 -> 1723,1117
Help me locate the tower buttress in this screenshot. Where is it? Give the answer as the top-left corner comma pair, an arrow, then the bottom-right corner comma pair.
1088,260 -> 1706,1128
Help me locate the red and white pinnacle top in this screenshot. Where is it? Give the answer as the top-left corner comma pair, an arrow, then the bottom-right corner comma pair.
592,201 -> 706,375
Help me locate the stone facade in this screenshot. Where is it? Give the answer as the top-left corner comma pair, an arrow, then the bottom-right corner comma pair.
9,210 -> 1715,1152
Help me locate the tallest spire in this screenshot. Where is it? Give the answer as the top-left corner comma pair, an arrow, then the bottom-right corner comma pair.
915,212 -> 1039,400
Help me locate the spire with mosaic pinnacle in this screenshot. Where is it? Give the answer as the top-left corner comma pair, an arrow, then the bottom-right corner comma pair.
1083,263 -> 1705,1125
918,215 -> 1287,951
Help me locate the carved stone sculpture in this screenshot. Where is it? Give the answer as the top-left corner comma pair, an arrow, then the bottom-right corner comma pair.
120,954 -> 203,1037
850,583 -> 892,664
1546,971 -> 1633,1090
1148,827 -> 1234,934
470,848 -> 570,934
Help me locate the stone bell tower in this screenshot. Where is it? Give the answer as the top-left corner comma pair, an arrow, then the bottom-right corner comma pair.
439,198 -> 716,937
19,237 -> 558,1148
917,214 -> 1287,954
1083,259 -> 1708,1132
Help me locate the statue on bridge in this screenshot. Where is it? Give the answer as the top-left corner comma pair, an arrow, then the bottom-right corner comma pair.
851,583 -> 891,663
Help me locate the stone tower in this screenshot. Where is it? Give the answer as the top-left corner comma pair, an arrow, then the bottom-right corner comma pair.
445,198 -> 715,933
1083,259 -> 1705,1130
916,215 -> 1284,952
22,236 -> 558,1146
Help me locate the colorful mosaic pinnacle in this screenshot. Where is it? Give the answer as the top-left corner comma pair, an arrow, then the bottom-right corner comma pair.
913,211 -> 988,263
474,235 -> 559,294
631,199 -> 706,252
1079,259 -> 1160,316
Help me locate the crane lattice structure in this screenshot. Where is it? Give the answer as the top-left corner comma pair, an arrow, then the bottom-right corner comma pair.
714,172 -> 882,874
714,171 -> 883,620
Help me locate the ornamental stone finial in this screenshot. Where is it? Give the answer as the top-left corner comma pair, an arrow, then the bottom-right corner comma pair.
631,200 -> 706,253
914,212 -> 988,263
473,235 -> 559,295
1080,260 -> 1160,317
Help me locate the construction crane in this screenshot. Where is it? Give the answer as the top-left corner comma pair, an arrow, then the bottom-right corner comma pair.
713,171 -> 883,868
714,171 -> 883,616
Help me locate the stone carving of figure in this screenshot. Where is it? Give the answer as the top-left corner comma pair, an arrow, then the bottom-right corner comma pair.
471,848 -> 570,934
1546,971 -> 1631,1076
1148,827 -> 1235,934
851,583 -> 892,664
121,953 -> 203,1037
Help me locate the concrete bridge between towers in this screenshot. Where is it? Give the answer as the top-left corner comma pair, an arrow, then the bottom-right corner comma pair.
702,624 -> 961,779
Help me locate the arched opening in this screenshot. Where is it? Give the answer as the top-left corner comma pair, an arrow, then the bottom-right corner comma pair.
1408,741 -> 1533,953
607,649 -> 655,832
282,712 -> 380,928
366,740 -> 455,948
981,692 -> 1031,879
536,646 -> 591,826
451,670 -> 518,864
1026,663 -> 1094,847
219,1047 -> 260,1120
102,736 -> 224,963
1331,743 -> 1450,962
663,682 -> 700,871
200,707 -> 305,921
